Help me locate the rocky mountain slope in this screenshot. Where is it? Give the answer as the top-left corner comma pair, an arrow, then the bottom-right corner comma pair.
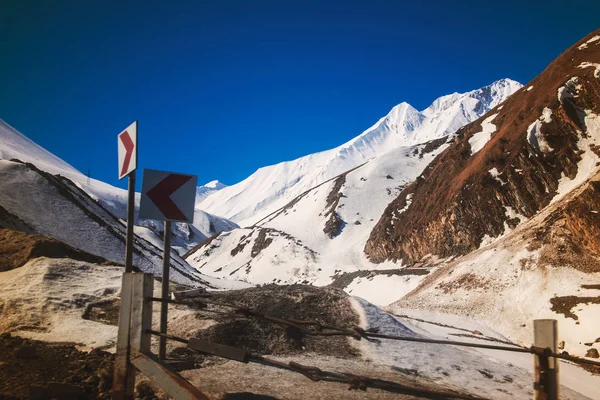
364,30 -> 600,267
390,167 -> 600,363
356,29 -> 600,365
198,79 -> 522,226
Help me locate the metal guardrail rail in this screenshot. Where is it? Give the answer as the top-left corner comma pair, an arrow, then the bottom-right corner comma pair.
113,273 -> 599,400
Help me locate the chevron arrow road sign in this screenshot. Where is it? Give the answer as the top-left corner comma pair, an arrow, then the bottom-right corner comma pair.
139,169 -> 197,223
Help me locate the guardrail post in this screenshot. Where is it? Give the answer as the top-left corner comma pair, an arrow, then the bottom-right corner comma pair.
533,319 -> 559,400
112,273 -> 135,400
131,273 -> 154,355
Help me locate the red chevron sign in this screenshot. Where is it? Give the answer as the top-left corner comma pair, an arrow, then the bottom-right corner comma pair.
118,121 -> 138,179
139,169 -> 198,222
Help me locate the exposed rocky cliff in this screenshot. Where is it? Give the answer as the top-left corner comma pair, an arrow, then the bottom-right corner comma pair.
365,29 -> 600,267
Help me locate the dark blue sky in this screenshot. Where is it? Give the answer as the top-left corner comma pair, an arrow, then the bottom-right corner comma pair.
2,1 -> 599,189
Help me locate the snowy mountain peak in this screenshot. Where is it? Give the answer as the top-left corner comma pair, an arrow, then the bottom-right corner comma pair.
199,79 -> 522,225
196,180 -> 228,203
423,78 -> 521,117
204,180 -> 227,190
385,102 -> 422,127
344,78 -> 522,154
467,78 -> 522,109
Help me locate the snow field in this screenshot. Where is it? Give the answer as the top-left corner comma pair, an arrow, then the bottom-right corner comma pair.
187,141 -> 450,293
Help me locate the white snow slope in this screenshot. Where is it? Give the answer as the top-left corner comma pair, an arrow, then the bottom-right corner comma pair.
199,78 -> 522,226
0,119 -> 237,249
0,159 -> 231,286
353,298 -> 595,400
187,135 -> 454,300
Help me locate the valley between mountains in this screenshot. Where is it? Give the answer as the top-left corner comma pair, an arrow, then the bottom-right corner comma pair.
1,29 -> 600,400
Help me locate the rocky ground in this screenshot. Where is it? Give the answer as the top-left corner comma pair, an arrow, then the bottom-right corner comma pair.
0,272 -> 481,399
0,333 -> 115,400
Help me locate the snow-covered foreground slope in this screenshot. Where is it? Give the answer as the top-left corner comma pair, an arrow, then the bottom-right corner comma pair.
0,258 -> 122,349
3,255 -> 593,399
2,255 -> 593,398
353,299 -> 597,399
0,119 -> 237,248
187,137 -> 451,302
199,79 -> 522,226
0,257 -> 249,349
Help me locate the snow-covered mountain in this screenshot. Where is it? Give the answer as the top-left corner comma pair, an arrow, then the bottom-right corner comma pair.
186,29 -> 600,366
2,30 -> 600,400
187,78 -> 523,297
186,138 -> 451,303
0,119 -> 237,249
0,158 -> 215,286
198,78 -> 522,226
0,120 -> 79,174
0,119 -> 242,286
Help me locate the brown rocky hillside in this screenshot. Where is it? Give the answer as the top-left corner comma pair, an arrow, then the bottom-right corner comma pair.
0,228 -> 107,272
365,28 -> 600,267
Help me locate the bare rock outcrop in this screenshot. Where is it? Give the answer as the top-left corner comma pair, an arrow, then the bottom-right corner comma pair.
365,29 -> 600,266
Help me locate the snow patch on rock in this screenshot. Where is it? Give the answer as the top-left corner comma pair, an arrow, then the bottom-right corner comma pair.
488,167 -> 507,185
393,193 -> 413,220
578,35 -> 600,50
526,107 -> 554,153
551,110 -> 600,204
504,206 -> 527,223
468,113 -> 498,155
578,62 -> 600,78
558,77 -> 582,104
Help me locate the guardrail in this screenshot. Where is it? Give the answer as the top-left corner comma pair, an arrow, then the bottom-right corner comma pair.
111,272 -> 600,400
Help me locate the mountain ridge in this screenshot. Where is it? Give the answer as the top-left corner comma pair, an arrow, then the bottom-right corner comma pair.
199,78 -> 522,226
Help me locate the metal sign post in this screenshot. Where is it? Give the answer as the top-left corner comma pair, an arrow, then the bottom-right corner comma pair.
118,121 -> 139,273
113,121 -> 139,399
139,169 -> 197,360
124,170 -> 136,273
160,220 -> 172,360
